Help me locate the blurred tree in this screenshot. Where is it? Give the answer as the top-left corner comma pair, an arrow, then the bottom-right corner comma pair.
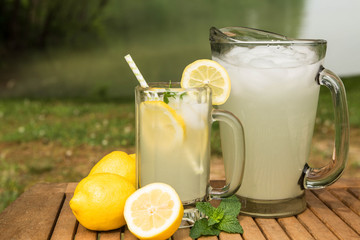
0,0 -> 306,97
0,0 -> 109,52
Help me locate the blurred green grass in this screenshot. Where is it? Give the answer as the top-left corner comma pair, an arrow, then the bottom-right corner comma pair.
0,99 -> 135,147
317,77 -> 360,128
0,76 -> 359,213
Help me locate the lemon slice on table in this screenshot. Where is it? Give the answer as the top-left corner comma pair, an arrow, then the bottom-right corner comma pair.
140,101 -> 185,148
181,59 -> 231,105
124,183 -> 184,240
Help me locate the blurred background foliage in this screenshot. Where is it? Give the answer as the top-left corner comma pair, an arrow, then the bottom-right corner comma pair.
0,0 -> 109,50
0,0 -> 305,99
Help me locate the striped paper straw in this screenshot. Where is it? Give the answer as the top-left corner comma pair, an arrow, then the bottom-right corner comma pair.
125,54 -> 160,100
124,54 -> 149,88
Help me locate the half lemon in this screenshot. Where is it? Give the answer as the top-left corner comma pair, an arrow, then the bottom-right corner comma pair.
124,183 -> 184,240
181,59 -> 231,105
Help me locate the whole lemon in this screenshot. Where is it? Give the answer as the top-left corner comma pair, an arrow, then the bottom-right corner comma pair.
69,173 -> 136,231
89,151 -> 136,186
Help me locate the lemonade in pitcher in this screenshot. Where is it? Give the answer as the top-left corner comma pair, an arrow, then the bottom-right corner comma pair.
213,45 -> 322,200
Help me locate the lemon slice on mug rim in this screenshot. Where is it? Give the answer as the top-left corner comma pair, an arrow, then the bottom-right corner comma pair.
181,59 -> 231,105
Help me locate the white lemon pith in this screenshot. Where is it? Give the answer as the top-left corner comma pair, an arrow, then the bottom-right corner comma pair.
180,59 -> 231,105
69,173 -> 136,231
88,151 -> 136,186
124,183 -> 184,240
140,101 -> 185,149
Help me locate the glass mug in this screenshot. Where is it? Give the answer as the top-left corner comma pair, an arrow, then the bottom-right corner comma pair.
135,82 -> 245,226
210,26 -> 349,217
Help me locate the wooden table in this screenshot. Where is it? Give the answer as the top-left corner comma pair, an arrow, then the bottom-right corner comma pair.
0,178 -> 359,240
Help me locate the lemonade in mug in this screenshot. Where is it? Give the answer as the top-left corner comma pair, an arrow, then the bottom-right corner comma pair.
135,60 -> 246,226
137,85 -> 211,203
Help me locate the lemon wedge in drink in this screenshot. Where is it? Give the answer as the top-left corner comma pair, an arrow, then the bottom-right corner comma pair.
140,101 -> 185,149
124,183 -> 183,240
181,59 -> 231,105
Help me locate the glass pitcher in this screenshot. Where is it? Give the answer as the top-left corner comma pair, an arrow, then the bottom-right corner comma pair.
210,26 -> 349,217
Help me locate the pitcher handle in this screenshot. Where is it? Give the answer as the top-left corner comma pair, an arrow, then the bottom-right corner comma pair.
209,109 -> 245,197
302,66 -> 350,189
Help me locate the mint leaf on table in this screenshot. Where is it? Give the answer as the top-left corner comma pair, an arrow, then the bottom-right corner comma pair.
196,201 -> 224,225
195,202 -> 213,216
218,195 -> 242,217
190,218 -> 221,239
189,196 -> 243,239
208,207 -> 224,226
217,214 -> 243,233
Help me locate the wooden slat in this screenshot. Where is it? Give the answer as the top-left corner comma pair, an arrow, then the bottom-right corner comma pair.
99,229 -> 121,240
66,182 -> 78,194
330,188 -> 360,215
297,209 -> 338,240
123,225 -> 138,240
198,236 -> 219,240
255,218 -> 290,240
74,223 -> 97,240
219,232 -> 242,240
349,187 -> 360,199
172,228 -> 192,240
306,190 -> 359,239
50,193 -> 78,240
313,189 -> 360,235
238,216 -> 265,240
277,216 -> 314,240
0,183 -> 66,240
327,178 -> 360,189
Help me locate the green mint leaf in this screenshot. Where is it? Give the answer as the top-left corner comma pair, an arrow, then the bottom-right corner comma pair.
196,201 -> 225,226
190,218 -> 221,239
208,207 -> 224,226
180,92 -> 187,99
163,94 -> 169,104
161,80 -> 183,105
191,196 -> 243,238
195,201 -> 214,217
218,195 -> 241,217
163,90 -> 176,104
216,215 -> 243,234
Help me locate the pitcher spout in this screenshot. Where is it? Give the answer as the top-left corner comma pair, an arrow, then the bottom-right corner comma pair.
209,27 -> 233,43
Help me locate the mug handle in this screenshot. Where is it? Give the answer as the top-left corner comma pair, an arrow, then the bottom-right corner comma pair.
209,109 -> 245,198
301,66 -> 350,189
